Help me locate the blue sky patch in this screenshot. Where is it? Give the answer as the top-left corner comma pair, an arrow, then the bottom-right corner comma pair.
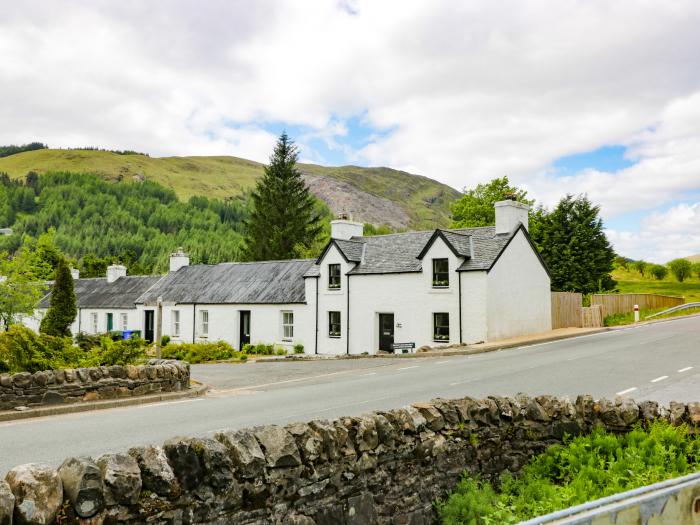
552,145 -> 635,176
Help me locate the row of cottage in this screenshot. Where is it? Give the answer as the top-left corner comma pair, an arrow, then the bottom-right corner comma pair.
25,200 -> 552,355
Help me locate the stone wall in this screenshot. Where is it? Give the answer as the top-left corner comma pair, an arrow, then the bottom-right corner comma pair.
0,359 -> 190,411
0,394 -> 696,525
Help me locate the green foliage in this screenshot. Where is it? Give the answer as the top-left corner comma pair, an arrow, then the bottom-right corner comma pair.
160,335 -> 171,347
668,258 -> 693,282
649,264 -> 669,280
40,258 -> 77,337
693,262 -> 700,279
0,171 -> 254,274
0,248 -> 43,330
531,195 -> 616,294
363,223 -> 395,236
275,347 -> 287,356
0,143 -> 47,158
0,325 -> 143,373
613,256 -> 629,270
244,133 -> 323,261
632,260 -> 648,276
293,343 -> 304,354
451,176 -> 533,228
439,421 -> 700,524
161,341 -> 240,363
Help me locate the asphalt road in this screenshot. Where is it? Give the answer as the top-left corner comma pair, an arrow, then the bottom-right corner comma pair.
1,316 -> 700,474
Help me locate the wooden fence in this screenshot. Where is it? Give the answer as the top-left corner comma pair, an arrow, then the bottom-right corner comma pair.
590,293 -> 685,317
552,292 -> 583,329
580,305 -> 604,328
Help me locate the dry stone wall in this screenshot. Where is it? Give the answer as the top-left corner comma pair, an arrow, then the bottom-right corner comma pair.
0,360 -> 190,411
1,394 -> 697,525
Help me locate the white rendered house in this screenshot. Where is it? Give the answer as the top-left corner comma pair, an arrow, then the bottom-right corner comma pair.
24,200 -> 551,354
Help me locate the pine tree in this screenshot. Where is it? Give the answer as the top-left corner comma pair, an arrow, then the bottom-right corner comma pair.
244,133 -> 322,260
40,258 -> 77,337
531,195 -> 616,294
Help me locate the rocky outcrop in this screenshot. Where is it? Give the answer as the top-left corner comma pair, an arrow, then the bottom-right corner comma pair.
2,394 -> 695,524
0,360 -> 189,411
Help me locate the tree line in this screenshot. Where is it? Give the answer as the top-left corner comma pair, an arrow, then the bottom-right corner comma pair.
0,142 -> 47,158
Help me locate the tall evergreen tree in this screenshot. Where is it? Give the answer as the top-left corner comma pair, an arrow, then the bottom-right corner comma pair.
531,195 -> 616,294
40,258 -> 77,337
244,133 -> 322,260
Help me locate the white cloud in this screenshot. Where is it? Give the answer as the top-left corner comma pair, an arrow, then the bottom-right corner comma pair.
1,0 -> 700,251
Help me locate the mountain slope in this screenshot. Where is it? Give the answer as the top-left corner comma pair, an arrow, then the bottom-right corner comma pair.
0,149 -> 460,229
687,254 -> 700,262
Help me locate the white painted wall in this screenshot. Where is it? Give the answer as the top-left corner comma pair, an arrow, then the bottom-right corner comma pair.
336,237 -> 464,354
155,302 -> 313,352
312,245 -> 353,355
24,308 -> 141,335
486,229 -> 551,340
460,270 -> 488,344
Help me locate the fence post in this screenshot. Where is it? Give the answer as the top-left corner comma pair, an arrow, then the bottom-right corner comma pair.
634,304 -> 639,323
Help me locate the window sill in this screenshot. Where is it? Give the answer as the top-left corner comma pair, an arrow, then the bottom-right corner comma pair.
433,339 -> 450,343
329,335 -> 341,339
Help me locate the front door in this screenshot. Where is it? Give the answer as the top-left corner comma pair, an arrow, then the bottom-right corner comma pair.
240,311 -> 251,347
106,313 -> 113,332
144,310 -> 155,343
378,313 -> 395,352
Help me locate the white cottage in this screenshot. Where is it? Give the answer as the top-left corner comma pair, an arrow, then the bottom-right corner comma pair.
24,199 -> 551,354
303,198 -> 551,354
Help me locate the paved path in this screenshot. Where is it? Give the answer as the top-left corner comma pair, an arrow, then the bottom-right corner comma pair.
1,316 -> 699,473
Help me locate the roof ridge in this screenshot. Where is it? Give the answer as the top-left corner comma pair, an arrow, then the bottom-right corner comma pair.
187,258 -> 315,268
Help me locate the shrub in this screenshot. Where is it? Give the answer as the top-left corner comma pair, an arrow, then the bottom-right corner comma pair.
692,262 -> 700,279
293,343 -> 304,354
438,421 -> 700,524
242,343 -> 275,355
648,264 -> 668,280
668,258 -> 693,282
632,259 -> 647,276
81,337 -> 148,367
161,341 -> 238,363
275,347 -> 287,356
160,335 -> 171,347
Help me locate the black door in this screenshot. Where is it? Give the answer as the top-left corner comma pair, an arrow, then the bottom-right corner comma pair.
144,310 -> 155,343
378,313 -> 394,351
240,310 -> 251,347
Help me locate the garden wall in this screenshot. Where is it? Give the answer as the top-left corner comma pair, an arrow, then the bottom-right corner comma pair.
1,393 -> 696,525
0,359 -> 190,411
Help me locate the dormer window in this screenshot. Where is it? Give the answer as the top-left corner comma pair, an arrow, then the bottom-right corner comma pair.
328,264 -> 341,290
432,258 -> 449,287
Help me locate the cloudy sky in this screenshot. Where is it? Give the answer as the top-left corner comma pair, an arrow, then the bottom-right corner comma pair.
2,1 -> 700,262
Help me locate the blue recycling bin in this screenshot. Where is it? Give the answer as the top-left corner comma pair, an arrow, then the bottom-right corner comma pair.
122,330 -> 141,340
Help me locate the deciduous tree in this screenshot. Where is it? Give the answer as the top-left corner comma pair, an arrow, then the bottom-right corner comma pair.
668,258 -> 692,282
649,264 -> 668,280
451,176 -> 533,228
0,249 -> 42,331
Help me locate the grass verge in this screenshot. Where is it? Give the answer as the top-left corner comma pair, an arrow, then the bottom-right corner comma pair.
438,421 -> 700,525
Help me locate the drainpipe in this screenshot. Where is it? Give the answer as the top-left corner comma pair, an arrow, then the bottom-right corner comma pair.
314,277 -> 319,354
155,297 -> 163,359
458,272 -> 463,344
77,308 -> 81,333
192,303 -> 196,343
346,274 -> 350,355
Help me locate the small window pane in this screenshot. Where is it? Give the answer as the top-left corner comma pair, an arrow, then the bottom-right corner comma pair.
120,313 -> 128,331
172,310 -> 180,336
329,311 -> 341,337
433,312 -> 449,341
432,258 -> 449,287
200,310 -> 209,335
282,311 -> 294,339
328,264 -> 341,289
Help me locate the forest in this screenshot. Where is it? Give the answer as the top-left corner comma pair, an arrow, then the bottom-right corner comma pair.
0,171 -> 260,275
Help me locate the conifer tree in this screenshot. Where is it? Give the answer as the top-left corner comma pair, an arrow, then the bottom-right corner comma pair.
531,195 -> 616,293
40,258 -> 77,337
244,133 -> 322,260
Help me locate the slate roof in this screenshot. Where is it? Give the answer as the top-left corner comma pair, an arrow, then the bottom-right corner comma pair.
333,239 -> 365,262
306,225 -> 523,276
137,259 -> 315,305
39,275 -> 162,309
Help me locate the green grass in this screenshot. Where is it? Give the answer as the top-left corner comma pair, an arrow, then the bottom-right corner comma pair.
0,149 -> 459,229
612,268 -> 700,303
439,421 -> 700,525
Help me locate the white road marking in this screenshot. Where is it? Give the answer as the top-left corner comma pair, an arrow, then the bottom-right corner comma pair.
364,372 -> 377,376
616,387 -> 637,396
449,382 -> 459,386
651,375 -> 668,383
679,366 -> 693,373
435,361 -> 451,365
398,366 -> 419,371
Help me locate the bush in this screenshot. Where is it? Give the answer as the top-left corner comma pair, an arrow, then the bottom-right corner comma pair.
293,343 -> 304,354
161,341 -> 239,363
242,343 -> 275,355
648,264 -> 668,280
275,347 -> 287,356
161,335 -> 171,347
668,258 -> 693,282
438,421 -> 700,524
81,337 -> 148,367
693,262 -> 700,279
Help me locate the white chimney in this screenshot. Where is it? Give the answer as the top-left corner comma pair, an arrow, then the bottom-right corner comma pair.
330,217 -> 364,240
70,267 -> 80,280
169,247 -> 189,272
495,199 -> 529,234
106,264 -> 127,283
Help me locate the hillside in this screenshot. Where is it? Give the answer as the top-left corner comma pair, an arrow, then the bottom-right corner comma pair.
0,149 -> 460,229
687,254 -> 700,262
